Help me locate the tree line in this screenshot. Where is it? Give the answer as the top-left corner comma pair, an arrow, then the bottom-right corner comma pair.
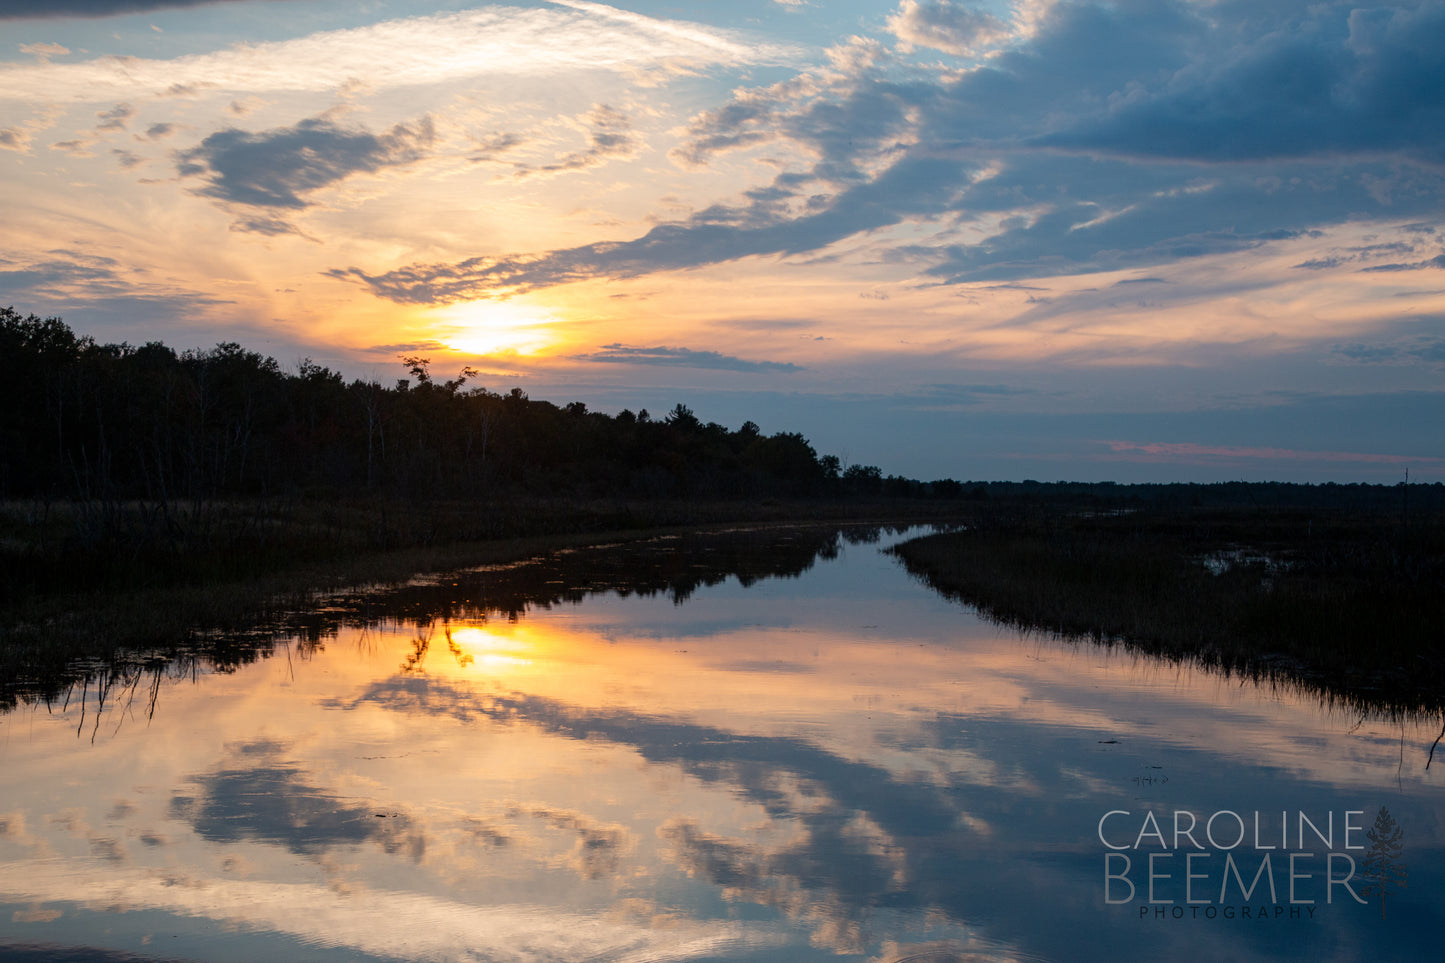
0,307 -> 965,505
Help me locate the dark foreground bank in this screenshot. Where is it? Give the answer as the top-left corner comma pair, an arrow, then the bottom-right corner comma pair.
890,505 -> 1445,712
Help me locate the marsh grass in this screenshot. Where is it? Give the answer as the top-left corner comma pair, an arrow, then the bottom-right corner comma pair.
890,507 -> 1445,713
0,504 -> 951,712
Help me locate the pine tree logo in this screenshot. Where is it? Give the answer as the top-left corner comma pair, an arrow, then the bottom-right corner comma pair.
1360,805 -> 1408,920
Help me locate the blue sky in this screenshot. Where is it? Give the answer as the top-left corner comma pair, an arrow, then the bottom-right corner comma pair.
2,0 -> 1443,481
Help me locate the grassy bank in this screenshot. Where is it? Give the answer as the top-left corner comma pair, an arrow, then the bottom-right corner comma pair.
890,507 -> 1445,712
0,497 -> 962,705
0,494 -> 972,599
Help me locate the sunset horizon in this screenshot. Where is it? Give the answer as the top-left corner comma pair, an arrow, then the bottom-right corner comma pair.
4,0 -> 1443,482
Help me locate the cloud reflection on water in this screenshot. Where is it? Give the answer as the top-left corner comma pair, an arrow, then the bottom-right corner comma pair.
2,526 -> 1443,961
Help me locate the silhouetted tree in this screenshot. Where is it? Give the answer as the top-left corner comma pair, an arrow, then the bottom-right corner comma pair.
1361,805 -> 1408,920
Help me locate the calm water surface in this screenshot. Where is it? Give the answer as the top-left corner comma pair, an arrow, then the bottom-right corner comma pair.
1,526 -> 1440,962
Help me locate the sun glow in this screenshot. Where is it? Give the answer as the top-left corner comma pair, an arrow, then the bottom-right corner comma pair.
439,302 -> 560,357
432,625 -> 540,674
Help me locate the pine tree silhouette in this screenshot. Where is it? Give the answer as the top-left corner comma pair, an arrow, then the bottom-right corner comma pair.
1360,805 -> 1408,920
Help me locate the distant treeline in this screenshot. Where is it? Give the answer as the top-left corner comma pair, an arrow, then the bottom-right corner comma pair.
0,307 -> 964,503
4,307 -> 1439,514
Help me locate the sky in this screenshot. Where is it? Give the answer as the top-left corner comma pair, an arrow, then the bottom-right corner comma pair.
1,0 -> 1443,483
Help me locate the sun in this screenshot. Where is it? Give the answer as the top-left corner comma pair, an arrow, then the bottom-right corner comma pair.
438,301 -> 560,357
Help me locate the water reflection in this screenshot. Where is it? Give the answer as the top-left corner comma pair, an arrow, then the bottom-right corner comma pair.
1,524 -> 1442,962
1,525 -> 892,718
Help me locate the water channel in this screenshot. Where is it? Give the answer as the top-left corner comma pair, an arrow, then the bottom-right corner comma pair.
1,525 -> 1439,961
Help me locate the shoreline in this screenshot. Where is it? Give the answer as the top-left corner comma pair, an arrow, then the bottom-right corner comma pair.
889,506 -> 1445,714
0,503 -> 959,709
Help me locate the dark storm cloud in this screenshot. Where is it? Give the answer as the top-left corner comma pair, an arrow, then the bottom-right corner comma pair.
177,114 -> 435,210
0,0 -> 291,17
332,1 -> 1445,302
569,343 -> 803,373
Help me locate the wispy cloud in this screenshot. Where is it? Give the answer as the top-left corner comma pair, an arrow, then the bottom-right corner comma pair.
0,248 -> 231,314
18,41 -> 70,59
332,2 -> 1445,302
569,343 -> 803,373
0,2 -> 795,102
0,1 -> 283,18
1102,440 -> 1443,466
514,104 -> 638,178
328,152 -> 945,302
1360,254 -> 1445,273
94,102 -> 134,132
1333,329 -> 1445,366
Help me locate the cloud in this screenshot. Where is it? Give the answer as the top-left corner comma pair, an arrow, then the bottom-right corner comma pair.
138,121 -> 179,140
366,339 -> 449,354
887,0 -> 1013,57
329,151 -> 959,302
0,248 -> 231,319
110,147 -> 145,168
508,805 -> 631,880
1333,327 -> 1445,366
94,102 -> 134,132
331,3 -> 1445,300
1037,1 -> 1445,165
0,2 -> 794,102
0,250 -> 127,298
18,42 -> 70,60
49,135 -> 97,156
570,343 -> 803,373
1360,254 -> 1445,273
707,318 -> 814,330
170,740 -> 425,859
0,1 -> 278,17
670,36 -> 915,180
0,857 -> 771,963
0,127 -> 30,152
515,104 -> 638,178
901,382 -> 1036,405
1295,239 -> 1435,271
1294,256 -> 1346,271
229,215 -> 316,239
469,131 -> 526,163
668,74 -> 814,168
176,114 -> 435,210
1101,440 -> 1444,466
